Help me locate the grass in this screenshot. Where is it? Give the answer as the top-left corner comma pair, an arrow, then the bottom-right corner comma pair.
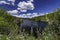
0,26 -> 59,40
0,8 -> 60,40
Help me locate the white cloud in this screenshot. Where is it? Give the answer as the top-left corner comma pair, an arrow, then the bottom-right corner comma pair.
7,10 -> 19,15
17,7 -> 27,12
0,1 -> 10,5
0,0 -> 48,18
8,0 -> 15,2
8,0 -> 15,5
27,0 -> 34,2
12,14 -> 32,18
17,1 -> 34,12
26,13 -> 32,15
0,0 -> 15,5
12,13 -> 46,18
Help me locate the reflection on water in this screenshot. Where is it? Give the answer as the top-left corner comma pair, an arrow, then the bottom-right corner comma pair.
20,18 -> 48,30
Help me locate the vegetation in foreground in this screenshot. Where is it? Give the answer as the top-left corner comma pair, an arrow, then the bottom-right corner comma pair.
0,8 -> 60,40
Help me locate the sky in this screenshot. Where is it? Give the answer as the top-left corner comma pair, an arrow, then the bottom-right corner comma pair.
0,0 -> 60,18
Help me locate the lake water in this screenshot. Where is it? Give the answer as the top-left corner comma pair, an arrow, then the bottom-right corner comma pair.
19,18 -> 48,30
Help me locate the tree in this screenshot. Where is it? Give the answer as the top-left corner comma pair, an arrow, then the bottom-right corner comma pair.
0,8 -> 21,35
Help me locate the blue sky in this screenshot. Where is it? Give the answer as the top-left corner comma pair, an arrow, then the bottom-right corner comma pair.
0,0 -> 60,18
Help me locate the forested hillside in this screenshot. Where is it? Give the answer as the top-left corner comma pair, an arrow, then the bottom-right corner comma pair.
0,9 -> 23,35
0,8 -> 60,40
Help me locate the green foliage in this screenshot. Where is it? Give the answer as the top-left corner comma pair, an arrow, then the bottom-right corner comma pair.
31,8 -> 60,40
0,9 -> 21,35
0,8 -> 60,40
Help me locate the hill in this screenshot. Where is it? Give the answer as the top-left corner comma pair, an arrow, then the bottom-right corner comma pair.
0,8 -> 60,40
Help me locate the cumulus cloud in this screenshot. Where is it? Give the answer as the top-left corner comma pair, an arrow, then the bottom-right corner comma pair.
7,9 -> 48,18
0,1 -> 10,5
17,1 -> 34,12
8,0 -> 15,5
0,0 -> 15,5
0,0 -> 48,18
7,10 -> 48,18
27,0 -> 34,2
12,13 -> 46,18
17,7 -> 27,12
12,13 -> 32,18
7,10 -> 19,15
8,0 -> 15,2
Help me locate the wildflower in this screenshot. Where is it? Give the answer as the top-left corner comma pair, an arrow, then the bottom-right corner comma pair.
0,34 -> 2,37
6,37 -> 10,40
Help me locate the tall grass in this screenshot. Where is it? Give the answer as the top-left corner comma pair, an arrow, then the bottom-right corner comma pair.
0,22 -> 59,40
